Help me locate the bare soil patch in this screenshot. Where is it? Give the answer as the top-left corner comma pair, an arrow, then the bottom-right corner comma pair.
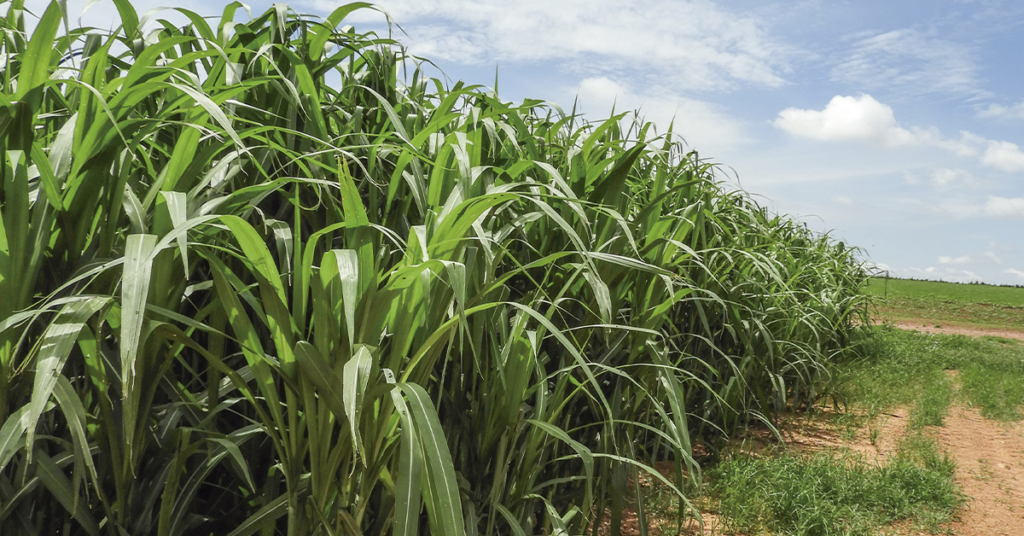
932,405 -> 1024,536
884,319 -> 1024,341
734,407 -> 910,464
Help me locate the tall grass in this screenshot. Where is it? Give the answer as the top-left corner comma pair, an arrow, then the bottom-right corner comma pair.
0,1 -> 867,534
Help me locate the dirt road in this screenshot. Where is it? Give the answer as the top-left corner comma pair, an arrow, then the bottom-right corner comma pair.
934,404 -> 1024,535
888,319 -> 1024,341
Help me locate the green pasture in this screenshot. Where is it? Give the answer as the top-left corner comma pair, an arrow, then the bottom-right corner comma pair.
867,277 -> 1024,331
866,277 -> 1024,307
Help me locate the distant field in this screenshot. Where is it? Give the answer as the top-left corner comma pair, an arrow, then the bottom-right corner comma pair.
866,277 -> 1024,331
865,277 -> 1024,306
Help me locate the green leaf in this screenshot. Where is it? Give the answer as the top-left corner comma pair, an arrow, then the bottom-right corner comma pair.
309,2 -> 374,60
2,151 -> 29,311
527,419 -> 594,504
493,504 -> 528,536
343,344 -> 373,463
26,297 -> 109,460
389,384 -> 423,536
14,0 -> 61,101
47,112 -> 77,183
322,249 -> 359,350
163,81 -> 245,150
210,437 -> 257,493
0,405 -> 30,474
111,0 -> 140,39
36,449 -> 101,535
121,234 -> 158,397
52,375 -> 101,516
294,341 -> 346,423
225,490 -> 290,536
398,382 -> 466,536
161,192 -> 189,275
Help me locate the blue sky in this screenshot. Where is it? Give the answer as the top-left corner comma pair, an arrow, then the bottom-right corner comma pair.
58,0 -> 1024,284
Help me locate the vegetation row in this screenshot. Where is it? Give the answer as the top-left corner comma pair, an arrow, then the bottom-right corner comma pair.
0,1 -> 867,534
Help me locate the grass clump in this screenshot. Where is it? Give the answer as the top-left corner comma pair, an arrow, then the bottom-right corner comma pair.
710,439 -> 962,536
840,327 -> 960,423
958,342 -> 1024,421
843,327 -> 1024,422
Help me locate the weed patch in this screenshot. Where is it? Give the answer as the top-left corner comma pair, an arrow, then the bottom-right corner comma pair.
709,436 -> 962,536
841,327 -> 1024,421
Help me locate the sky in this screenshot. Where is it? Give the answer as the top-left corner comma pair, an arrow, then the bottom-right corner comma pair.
49,0 -> 1024,285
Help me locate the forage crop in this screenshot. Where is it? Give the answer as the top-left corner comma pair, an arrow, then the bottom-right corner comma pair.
0,1 -> 868,534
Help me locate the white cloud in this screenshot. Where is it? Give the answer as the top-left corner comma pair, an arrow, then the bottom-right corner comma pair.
775,96 -> 1024,174
773,95 -> 981,153
980,141 -> 1024,172
978,102 -> 1024,120
320,0 -> 789,91
931,169 -> 960,187
984,197 -> 1024,219
1006,268 -> 1024,280
929,168 -> 976,188
574,76 -> 749,153
577,77 -> 629,111
928,131 -> 984,158
773,95 -> 916,146
938,255 -> 972,265
984,251 -> 1003,265
831,29 -> 983,98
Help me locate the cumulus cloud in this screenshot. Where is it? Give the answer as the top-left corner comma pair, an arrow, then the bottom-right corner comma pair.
938,255 -> 972,265
773,95 -> 916,146
317,0 -> 789,91
984,197 -> 1024,219
776,95 -> 1024,174
980,141 -> 1024,172
773,95 -> 978,152
831,29 -> 984,98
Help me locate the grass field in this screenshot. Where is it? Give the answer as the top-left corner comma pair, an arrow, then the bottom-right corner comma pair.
866,277 -> 1024,331
865,277 -> 1024,307
846,327 -> 1024,423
